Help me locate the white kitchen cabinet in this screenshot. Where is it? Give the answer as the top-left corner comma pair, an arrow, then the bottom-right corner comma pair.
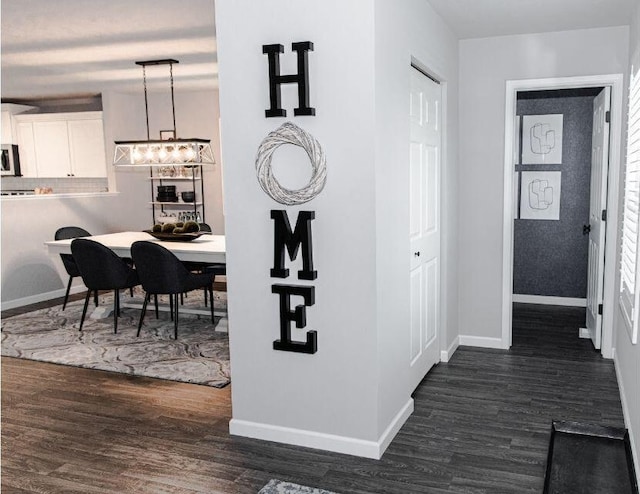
15,122 -> 37,176
14,112 -> 107,178
1,111 -> 12,143
67,119 -> 107,177
33,120 -> 72,177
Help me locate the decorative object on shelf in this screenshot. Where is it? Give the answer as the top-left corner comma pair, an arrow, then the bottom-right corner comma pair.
156,185 -> 178,202
112,59 -> 215,167
181,191 -> 195,202
255,121 -> 326,205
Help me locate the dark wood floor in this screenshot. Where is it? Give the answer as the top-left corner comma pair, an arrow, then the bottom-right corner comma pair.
1,300 -> 625,493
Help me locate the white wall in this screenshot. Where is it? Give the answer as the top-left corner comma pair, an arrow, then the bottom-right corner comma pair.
216,0 -> 380,450
216,0 -> 458,457
458,26 -> 629,342
615,0 -> 640,479
374,0 -> 459,432
1,193 -> 130,307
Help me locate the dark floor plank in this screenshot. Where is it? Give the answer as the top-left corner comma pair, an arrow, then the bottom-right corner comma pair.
1,302 -> 625,493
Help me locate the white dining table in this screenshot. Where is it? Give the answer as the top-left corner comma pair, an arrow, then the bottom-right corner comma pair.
45,231 -> 226,264
44,231 -> 227,322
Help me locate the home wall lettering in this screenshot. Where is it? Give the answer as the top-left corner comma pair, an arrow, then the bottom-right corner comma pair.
269,210 -> 317,354
259,40 -> 323,354
262,41 -> 315,117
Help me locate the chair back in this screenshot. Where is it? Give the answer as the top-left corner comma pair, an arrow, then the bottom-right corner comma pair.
55,226 -> 91,276
131,241 -> 193,294
71,239 -> 138,291
55,226 -> 91,241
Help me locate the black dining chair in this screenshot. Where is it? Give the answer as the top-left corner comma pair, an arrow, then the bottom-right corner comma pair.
55,226 -> 95,310
70,239 -> 140,333
131,241 -> 215,339
183,222 -> 225,308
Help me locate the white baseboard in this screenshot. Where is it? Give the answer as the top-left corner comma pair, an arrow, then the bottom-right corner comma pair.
1,286 -> 84,311
613,350 -> 640,485
512,294 -> 586,307
440,336 -> 459,363
229,398 -> 414,460
578,327 -> 591,339
458,335 -> 505,349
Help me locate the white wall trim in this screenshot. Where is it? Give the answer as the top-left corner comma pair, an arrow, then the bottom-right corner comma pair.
458,335 -> 506,349
1,285 -> 84,311
512,295 -> 587,307
502,74 -> 624,359
614,350 -> 640,484
441,336 -> 459,362
230,398 -> 414,460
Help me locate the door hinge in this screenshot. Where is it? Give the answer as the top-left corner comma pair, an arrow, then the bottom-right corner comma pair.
602,209 -> 607,222
605,110 -> 610,123
598,303 -> 603,315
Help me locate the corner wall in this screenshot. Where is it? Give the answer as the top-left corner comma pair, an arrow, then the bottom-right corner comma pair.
374,0 -> 459,433
614,0 -> 640,479
458,26 -> 629,344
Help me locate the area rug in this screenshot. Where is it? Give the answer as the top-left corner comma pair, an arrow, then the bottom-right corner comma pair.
543,420 -> 638,494
1,290 -> 230,388
258,479 -> 339,494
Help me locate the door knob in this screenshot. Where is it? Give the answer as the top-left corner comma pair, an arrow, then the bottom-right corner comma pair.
414,251 -> 421,257
583,224 -> 591,235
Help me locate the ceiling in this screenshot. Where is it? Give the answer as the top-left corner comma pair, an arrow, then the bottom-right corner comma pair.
1,0 -> 635,100
427,0 -> 635,39
1,0 -> 217,100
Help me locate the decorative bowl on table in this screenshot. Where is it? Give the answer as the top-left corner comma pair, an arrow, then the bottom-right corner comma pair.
143,230 -> 205,242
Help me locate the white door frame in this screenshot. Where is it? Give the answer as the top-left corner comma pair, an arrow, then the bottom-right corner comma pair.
501,74 -> 624,358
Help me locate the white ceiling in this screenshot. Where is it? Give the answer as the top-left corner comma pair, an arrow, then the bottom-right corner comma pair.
0,0 -> 635,100
1,0 -> 217,100
427,0 -> 635,40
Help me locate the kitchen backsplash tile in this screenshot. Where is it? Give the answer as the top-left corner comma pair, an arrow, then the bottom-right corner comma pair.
1,177 -> 108,194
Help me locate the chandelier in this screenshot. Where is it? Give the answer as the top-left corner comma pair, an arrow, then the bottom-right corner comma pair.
113,59 -> 215,166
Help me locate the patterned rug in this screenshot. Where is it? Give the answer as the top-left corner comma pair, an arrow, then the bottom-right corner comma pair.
1,290 -> 230,388
258,479 -> 339,494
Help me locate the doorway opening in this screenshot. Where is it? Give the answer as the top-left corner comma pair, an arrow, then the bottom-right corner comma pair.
501,75 -> 625,358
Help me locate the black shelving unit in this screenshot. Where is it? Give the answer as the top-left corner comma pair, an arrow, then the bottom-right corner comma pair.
149,165 -> 205,225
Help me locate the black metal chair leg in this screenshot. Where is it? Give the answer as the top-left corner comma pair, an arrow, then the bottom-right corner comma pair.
94,290 -> 99,307
169,295 -> 174,321
209,287 -> 215,324
154,295 -> 159,318
62,276 -> 73,310
113,289 -> 119,334
137,292 -> 150,337
174,293 -> 179,339
80,290 -> 91,331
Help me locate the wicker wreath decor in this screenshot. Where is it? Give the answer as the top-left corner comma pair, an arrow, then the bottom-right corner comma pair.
255,122 -> 327,205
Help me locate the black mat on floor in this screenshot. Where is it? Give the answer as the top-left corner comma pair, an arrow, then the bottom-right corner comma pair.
544,421 -> 638,494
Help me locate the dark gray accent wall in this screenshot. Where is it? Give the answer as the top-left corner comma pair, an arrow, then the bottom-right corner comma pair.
513,93 -> 597,298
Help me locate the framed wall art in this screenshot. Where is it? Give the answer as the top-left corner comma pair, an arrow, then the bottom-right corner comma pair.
520,171 -> 561,221
522,114 -> 563,164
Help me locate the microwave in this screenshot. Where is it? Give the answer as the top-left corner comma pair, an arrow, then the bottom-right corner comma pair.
1,145 -> 21,176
